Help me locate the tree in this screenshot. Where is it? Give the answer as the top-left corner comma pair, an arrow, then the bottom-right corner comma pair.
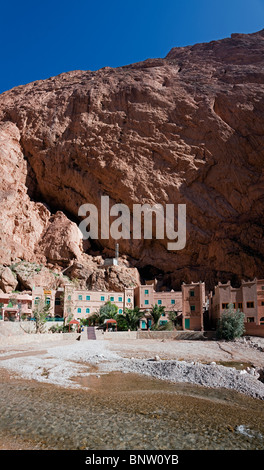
118,307 -> 143,331
216,304 -> 245,341
150,304 -> 166,330
98,301 -> 118,324
33,298 -> 50,333
168,310 -> 182,329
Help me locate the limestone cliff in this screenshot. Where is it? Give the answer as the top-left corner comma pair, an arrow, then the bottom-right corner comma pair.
0,30 -> 264,291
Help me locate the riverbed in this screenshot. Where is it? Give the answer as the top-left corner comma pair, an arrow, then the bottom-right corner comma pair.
0,337 -> 264,450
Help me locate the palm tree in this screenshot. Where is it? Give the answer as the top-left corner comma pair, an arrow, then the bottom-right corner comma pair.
98,301 -> 118,325
151,304 -> 166,330
118,306 -> 143,331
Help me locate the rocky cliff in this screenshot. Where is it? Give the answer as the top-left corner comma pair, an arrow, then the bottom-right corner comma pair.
0,30 -> 264,292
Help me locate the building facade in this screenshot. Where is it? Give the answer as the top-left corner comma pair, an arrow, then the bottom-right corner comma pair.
0,292 -> 32,321
63,285 -> 134,320
32,287 -> 64,318
181,282 -> 206,331
209,278 -> 264,327
134,281 -> 182,329
2,277 -> 264,333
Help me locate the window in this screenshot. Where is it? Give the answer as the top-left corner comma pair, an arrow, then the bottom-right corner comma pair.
101,296 -> 105,301
190,290 -> 195,297
162,313 -> 166,317
68,295 -> 71,300
144,300 -> 149,305
190,305 -> 195,311
118,296 -> 122,302
222,303 -> 229,310
45,297 -> 51,306
118,309 -> 122,314
238,302 -> 243,309
246,302 -> 254,309
171,299 -> 175,305
144,290 -> 149,295
261,301 -> 264,306
158,300 -> 162,305
260,317 -> 264,325
55,298 -> 61,305
77,308 -> 82,314
110,296 -> 114,302
86,295 -> 90,301
127,298 -> 131,303
159,320 -> 167,325
34,297 -> 40,305
247,317 -> 254,323
78,295 -> 82,301
86,308 -> 90,314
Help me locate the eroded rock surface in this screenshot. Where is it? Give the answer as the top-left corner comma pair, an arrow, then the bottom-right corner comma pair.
0,30 -> 264,289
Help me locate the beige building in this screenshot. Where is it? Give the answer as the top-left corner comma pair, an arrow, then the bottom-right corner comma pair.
181,282 -> 206,331
32,287 -> 64,318
209,278 -> 264,327
63,285 -> 134,320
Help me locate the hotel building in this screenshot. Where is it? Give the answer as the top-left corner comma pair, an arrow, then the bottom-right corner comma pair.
181,281 -> 206,331
209,278 -> 264,327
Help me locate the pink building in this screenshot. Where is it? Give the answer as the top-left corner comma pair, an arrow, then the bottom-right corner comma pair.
134,281 -> 182,329
0,292 -> 32,321
181,282 -> 206,331
209,278 -> 264,327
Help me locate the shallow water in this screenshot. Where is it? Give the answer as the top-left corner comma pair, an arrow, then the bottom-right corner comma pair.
0,368 -> 264,450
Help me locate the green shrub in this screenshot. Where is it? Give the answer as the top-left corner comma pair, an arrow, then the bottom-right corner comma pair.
216,304 -> 245,340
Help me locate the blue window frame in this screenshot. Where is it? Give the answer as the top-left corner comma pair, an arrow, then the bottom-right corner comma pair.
86,295 -> 90,301
78,295 -> 82,301
86,308 -> 90,314
101,296 -> 105,301
77,308 -> 82,313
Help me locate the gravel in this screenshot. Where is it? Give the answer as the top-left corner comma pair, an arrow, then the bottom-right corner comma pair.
1,339 -> 264,399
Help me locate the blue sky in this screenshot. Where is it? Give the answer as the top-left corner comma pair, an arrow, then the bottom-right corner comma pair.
0,0 -> 263,94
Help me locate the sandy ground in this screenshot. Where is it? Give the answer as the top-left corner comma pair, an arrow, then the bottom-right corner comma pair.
105,336 -> 264,367
1,334 -> 264,367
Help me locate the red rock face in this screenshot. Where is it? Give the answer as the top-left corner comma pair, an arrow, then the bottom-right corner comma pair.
0,30 -> 264,290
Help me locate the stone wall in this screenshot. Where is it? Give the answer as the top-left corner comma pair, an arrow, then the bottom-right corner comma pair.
244,322 -> 264,338
0,321 -> 80,345
102,330 -> 207,340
